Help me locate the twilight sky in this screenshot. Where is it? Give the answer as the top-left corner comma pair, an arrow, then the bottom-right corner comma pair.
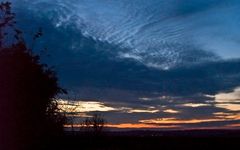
10,0 -> 240,129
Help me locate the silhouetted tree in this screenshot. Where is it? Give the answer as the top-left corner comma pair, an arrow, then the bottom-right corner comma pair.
82,114 -> 106,136
0,2 -> 66,149
58,100 -> 79,134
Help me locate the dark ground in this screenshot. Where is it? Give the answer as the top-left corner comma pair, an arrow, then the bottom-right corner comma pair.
38,130 -> 240,150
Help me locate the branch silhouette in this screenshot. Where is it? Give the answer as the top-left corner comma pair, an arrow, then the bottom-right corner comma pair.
0,2 -> 66,150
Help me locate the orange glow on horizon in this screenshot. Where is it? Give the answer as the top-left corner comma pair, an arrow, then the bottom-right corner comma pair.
58,98 -> 240,129
64,123 -> 180,129
139,117 -> 240,124
106,123 -> 180,129
226,123 -> 240,128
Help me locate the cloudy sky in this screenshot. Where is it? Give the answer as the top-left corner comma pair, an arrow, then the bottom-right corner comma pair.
11,0 -> 240,129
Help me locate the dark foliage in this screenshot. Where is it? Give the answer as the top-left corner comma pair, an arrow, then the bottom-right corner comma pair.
82,114 -> 106,136
0,2 -> 66,149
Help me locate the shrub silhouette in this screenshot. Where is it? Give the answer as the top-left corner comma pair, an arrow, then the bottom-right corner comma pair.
0,2 -> 66,149
82,114 -> 106,136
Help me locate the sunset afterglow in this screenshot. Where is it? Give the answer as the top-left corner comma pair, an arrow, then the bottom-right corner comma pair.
10,0 -> 240,130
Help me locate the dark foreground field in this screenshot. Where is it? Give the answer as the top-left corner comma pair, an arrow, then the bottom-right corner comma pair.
39,130 -> 240,150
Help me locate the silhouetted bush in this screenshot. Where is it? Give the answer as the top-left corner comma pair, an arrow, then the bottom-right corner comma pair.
82,114 -> 106,136
0,2 -> 66,149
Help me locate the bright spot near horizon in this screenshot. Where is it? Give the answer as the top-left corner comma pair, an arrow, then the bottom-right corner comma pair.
57,99 -> 117,113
